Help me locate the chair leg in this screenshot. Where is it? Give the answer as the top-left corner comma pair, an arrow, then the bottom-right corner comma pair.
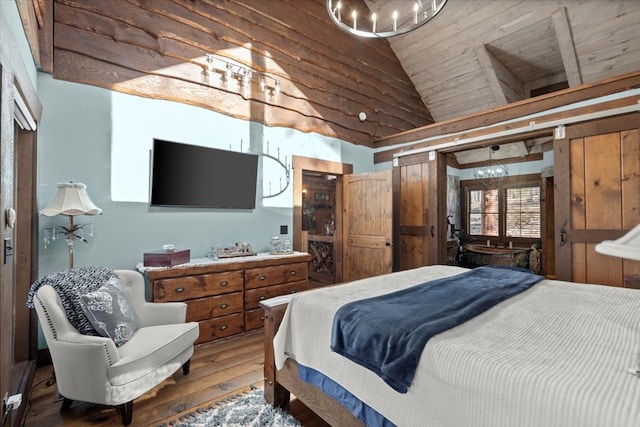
60,397 -> 73,412
120,401 -> 133,426
182,359 -> 191,375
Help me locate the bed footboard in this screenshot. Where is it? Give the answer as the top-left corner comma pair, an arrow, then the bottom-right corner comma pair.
261,300 -> 365,427
262,301 -> 290,406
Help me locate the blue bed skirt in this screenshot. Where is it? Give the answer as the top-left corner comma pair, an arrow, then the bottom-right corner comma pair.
298,363 -> 395,427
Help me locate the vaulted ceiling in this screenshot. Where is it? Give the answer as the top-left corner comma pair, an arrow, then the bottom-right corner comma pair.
22,0 -> 640,150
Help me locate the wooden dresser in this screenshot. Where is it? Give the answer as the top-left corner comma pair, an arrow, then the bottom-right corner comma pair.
143,252 -> 310,344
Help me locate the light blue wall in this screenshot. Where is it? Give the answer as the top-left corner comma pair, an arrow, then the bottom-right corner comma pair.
36,74 -> 376,277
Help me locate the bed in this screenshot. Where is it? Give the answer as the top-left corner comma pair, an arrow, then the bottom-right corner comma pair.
262,265 -> 640,427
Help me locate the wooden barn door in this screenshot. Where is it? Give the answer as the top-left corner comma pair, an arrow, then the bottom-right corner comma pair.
555,114 -> 640,287
343,170 -> 393,282
393,151 -> 446,271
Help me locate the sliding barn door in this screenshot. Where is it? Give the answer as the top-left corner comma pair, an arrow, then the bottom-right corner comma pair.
393,151 -> 446,271
343,170 -> 393,282
555,114 -> 640,287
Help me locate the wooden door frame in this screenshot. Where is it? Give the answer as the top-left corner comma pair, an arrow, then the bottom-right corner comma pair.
1,10 -> 42,426
292,156 -> 352,283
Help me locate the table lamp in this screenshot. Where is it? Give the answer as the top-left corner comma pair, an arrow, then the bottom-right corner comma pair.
41,182 -> 102,269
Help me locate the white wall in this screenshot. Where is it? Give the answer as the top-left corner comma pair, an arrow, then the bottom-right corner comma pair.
36,74 -> 375,276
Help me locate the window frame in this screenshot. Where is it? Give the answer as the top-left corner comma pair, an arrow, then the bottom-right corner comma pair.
461,173 -> 542,244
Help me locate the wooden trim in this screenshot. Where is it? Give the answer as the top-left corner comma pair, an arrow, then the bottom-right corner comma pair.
554,137 -> 571,281
374,70 -> 640,151
375,93 -> 640,164
565,112 -> 640,139
569,229 -> 628,243
431,152 -> 448,264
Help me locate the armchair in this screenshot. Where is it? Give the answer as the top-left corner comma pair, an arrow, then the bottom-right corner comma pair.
32,269 -> 199,425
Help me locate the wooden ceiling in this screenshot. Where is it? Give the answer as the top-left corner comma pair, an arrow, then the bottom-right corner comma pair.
24,0 -> 640,148
388,0 -> 640,123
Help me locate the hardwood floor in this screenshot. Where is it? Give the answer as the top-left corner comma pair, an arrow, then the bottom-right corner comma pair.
23,330 -> 329,426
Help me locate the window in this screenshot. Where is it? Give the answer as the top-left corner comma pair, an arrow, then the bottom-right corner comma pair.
506,186 -> 540,237
466,183 -> 540,239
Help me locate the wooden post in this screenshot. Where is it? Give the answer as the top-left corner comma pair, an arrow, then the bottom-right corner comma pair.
261,302 -> 290,407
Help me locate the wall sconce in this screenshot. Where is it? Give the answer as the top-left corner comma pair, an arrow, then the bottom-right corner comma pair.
202,53 -> 280,99
41,182 -> 102,269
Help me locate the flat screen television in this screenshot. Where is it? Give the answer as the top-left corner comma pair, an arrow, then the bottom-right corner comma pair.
150,139 -> 259,209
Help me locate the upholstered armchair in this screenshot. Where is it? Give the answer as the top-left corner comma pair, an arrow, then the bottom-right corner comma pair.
32,269 -> 199,425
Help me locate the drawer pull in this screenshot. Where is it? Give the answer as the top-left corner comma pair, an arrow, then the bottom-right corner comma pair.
290,271 -> 297,276
289,290 -> 297,294
175,287 -> 185,293
219,281 -> 229,287
220,325 -> 228,331
259,295 -> 266,301
260,315 -> 266,321
259,275 -> 266,281
219,303 -> 228,309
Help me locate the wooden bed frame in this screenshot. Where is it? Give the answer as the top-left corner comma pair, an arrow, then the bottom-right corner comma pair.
261,301 -> 365,427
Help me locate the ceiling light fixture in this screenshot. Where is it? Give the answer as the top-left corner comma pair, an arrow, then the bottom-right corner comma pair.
202,53 -> 280,99
473,145 -> 509,189
327,0 -> 448,38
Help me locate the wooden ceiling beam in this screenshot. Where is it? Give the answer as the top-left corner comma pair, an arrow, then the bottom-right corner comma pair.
373,90 -> 640,164
475,44 -> 508,106
551,7 -> 582,87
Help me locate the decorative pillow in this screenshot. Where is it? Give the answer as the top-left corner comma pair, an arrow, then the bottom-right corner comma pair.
79,282 -> 140,347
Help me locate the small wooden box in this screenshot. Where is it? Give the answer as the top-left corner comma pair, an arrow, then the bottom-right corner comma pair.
144,249 -> 190,267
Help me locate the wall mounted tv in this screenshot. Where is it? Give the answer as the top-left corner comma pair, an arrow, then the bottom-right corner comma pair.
150,139 -> 259,209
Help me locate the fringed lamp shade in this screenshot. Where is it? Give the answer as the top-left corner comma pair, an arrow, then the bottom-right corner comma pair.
41,182 -> 102,217
41,183 -> 101,269
595,224 -> 640,261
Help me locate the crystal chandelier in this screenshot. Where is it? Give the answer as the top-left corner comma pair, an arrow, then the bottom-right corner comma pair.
326,0 -> 448,38
473,146 -> 508,189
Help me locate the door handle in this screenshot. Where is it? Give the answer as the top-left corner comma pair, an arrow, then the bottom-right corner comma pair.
430,225 -> 435,237
385,241 -> 392,247
560,227 -> 567,246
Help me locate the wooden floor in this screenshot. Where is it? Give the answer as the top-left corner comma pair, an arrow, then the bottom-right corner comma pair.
23,330 -> 329,426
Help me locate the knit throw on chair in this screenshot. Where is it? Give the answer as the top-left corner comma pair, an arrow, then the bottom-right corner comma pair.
26,266 -> 118,336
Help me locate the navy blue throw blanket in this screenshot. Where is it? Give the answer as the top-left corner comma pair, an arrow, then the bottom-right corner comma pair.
330,266 -> 544,393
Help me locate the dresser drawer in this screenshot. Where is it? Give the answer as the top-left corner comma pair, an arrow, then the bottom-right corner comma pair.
244,308 -> 267,331
245,262 -> 307,290
195,313 -> 243,344
244,280 -> 307,310
186,291 -> 243,322
153,271 -> 244,302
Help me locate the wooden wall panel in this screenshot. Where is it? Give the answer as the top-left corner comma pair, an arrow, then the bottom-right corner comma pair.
584,134 -> 621,229
42,0 -> 432,146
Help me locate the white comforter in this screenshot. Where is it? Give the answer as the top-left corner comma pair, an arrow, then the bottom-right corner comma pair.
273,265 -> 640,427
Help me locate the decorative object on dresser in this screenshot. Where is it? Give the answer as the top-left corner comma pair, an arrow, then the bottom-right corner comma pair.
269,236 -> 293,255
41,182 -> 102,269
143,252 -> 310,344
214,242 -> 257,258
143,248 -> 191,267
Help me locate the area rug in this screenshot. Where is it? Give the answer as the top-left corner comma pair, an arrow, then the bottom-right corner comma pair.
159,387 -> 301,427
